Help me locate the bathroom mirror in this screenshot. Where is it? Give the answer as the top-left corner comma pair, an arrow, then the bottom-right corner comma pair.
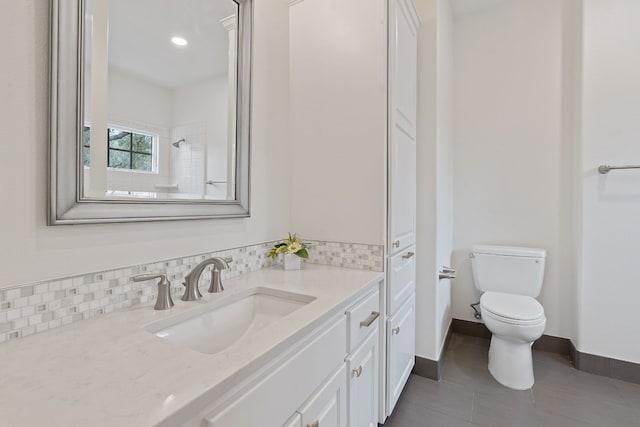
49,0 -> 252,224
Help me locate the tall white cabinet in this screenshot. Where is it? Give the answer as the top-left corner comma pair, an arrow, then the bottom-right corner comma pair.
289,0 -> 419,424
386,0 -> 419,418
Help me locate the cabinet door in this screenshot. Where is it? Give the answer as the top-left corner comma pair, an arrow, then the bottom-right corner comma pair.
347,328 -> 379,427
284,413 -> 302,427
388,0 -> 419,255
386,294 -> 415,416
298,365 -> 347,427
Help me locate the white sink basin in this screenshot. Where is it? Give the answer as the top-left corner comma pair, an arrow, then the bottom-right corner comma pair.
145,287 -> 315,354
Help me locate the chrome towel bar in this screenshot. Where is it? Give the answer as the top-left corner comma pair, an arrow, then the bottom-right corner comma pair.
598,165 -> 640,174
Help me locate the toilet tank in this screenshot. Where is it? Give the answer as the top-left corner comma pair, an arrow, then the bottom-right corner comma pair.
470,245 -> 546,297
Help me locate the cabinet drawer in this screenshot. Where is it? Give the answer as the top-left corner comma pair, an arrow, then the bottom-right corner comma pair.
387,246 -> 416,315
346,289 -> 380,352
205,315 -> 346,427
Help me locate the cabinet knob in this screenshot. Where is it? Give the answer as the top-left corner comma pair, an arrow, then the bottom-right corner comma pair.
352,365 -> 363,378
393,240 -> 400,248
402,251 -> 415,260
392,326 -> 400,335
306,422 -> 319,427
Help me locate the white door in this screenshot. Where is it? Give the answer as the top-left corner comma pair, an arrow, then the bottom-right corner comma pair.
298,365 -> 347,427
388,0 -> 419,255
347,329 -> 379,427
386,294 -> 416,416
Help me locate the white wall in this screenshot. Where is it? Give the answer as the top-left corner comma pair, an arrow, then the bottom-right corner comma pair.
415,0 -> 454,361
451,0 -> 573,339
0,0 -> 291,289
172,76 -> 230,198
434,0 -> 454,359
288,0 -> 387,246
106,67 -> 173,192
577,0 -> 640,363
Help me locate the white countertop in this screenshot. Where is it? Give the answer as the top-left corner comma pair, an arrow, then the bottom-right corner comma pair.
0,265 -> 383,427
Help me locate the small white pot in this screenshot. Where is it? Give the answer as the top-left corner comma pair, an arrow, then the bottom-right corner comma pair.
283,253 -> 302,270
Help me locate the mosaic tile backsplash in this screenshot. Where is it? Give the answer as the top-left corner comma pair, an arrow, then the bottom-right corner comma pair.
0,240 -> 383,343
304,240 -> 384,271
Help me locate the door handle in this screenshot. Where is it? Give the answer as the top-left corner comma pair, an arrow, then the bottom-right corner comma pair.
359,311 -> 380,328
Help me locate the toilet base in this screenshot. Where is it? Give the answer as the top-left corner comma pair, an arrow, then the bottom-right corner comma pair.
488,335 -> 535,390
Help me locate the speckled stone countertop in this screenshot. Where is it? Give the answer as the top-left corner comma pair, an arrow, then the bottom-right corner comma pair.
0,265 -> 383,427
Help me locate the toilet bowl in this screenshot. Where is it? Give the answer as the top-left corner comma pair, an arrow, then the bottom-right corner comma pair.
480,292 -> 546,390
470,245 -> 547,390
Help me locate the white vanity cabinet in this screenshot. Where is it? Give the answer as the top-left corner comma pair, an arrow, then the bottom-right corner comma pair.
198,284 -> 382,427
204,315 -> 347,427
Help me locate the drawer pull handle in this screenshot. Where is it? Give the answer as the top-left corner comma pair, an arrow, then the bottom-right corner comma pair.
393,240 -> 400,248
392,326 -> 400,335
359,311 -> 380,328
402,251 -> 415,259
307,422 -> 319,427
352,365 -> 363,378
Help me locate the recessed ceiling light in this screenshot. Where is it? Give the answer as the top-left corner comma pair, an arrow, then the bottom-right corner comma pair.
171,36 -> 188,47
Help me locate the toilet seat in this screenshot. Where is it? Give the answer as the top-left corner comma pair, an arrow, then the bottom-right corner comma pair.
480,292 -> 545,325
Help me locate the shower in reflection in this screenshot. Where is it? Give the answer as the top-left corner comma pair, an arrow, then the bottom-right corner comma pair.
172,138 -> 186,148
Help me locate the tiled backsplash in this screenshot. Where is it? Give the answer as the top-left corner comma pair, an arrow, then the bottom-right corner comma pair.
305,240 -> 384,271
0,240 -> 383,344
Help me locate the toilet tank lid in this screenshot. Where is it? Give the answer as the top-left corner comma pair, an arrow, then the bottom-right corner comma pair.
472,245 -> 546,258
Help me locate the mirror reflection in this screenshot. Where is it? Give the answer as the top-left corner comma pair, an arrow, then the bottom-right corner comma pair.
82,0 -> 238,201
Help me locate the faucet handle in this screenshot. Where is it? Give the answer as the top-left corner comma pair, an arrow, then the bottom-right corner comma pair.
207,257 -> 230,293
133,273 -> 169,284
131,273 -> 174,310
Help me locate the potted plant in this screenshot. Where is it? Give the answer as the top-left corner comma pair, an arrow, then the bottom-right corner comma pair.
268,233 -> 309,270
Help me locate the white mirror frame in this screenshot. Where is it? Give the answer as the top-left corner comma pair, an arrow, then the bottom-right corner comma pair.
48,0 -> 252,224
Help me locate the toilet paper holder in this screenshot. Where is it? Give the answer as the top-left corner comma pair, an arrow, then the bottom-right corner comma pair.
438,266 -> 456,280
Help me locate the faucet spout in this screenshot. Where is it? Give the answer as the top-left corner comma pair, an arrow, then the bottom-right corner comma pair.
181,257 -> 231,301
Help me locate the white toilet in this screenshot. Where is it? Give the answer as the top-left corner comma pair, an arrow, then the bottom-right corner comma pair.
470,245 -> 547,390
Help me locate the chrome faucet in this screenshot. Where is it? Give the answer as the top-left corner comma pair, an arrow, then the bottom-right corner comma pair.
181,257 -> 230,301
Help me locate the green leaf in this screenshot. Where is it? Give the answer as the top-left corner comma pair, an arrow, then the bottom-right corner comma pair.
296,248 -> 309,259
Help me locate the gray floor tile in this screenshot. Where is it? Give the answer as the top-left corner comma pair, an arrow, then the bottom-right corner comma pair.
400,375 -> 474,422
533,386 -> 640,427
611,376 -> 640,408
385,334 -> 640,427
385,397 -> 476,427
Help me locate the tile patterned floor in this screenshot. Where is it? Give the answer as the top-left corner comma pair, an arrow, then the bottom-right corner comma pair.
384,334 -> 640,427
